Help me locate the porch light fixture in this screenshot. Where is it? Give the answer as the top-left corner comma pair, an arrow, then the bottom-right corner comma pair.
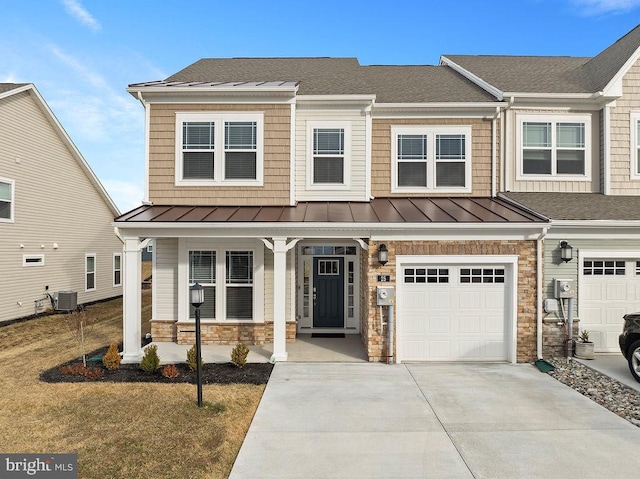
190,282 -> 205,407
560,241 -> 573,263
378,244 -> 388,266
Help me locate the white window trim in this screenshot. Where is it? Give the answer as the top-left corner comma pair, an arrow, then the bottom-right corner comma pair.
390,126 -> 472,193
175,112 -> 264,187
113,253 -> 122,287
516,113 -> 592,181
85,253 -> 96,292
23,254 -> 44,267
0,177 -> 15,223
179,239 -> 264,323
631,111 -> 640,180
306,121 -> 351,190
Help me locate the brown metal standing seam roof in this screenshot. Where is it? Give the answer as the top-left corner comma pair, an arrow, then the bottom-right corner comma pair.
115,198 -> 546,225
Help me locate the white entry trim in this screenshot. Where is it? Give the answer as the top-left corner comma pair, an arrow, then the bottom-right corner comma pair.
395,255 -> 519,364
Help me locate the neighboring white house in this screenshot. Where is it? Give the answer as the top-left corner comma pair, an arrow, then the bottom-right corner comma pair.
0,83 -> 123,323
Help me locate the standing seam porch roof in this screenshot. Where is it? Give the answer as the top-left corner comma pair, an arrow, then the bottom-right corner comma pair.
115,198 -> 546,225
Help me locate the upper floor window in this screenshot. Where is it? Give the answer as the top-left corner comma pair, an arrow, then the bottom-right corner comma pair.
391,126 -> 472,193
631,112 -> 640,179
176,113 -> 263,186
0,178 -> 15,222
307,121 -> 350,189
517,114 -> 591,180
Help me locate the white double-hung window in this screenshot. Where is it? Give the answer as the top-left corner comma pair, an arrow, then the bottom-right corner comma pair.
176,113 -> 263,186
517,114 -> 591,179
307,121 -> 350,188
391,126 -> 472,192
0,178 -> 15,222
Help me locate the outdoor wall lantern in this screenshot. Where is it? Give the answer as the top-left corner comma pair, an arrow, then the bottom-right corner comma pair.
560,241 -> 573,263
378,244 -> 388,266
190,282 -> 205,407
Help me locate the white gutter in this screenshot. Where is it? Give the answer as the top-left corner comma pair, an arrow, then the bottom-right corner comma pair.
603,104 -> 611,195
503,97 -> 515,191
365,101 -> 374,200
550,219 -> 640,228
374,101 -> 507,109
491,107 -> 500,197
536,226 -> 549,359
137,92 -> 150,204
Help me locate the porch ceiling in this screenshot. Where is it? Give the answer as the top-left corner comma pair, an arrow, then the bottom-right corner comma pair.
115,197 -> 546,225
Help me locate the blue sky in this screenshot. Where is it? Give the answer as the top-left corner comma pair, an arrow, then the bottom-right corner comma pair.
1,0 -> 639,212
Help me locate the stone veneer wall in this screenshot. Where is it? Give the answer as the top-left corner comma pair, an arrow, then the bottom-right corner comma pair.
151,320 -> 296,345
365,240 -> 538,363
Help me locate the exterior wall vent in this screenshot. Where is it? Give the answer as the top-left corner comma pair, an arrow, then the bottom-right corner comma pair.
55,291 -> 78,312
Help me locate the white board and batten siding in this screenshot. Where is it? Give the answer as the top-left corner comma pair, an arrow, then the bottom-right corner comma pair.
0,88 -> 122,323
396,255 -> 518,363
294,109 -> 368,202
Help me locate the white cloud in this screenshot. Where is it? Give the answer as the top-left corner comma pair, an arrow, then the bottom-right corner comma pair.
61,0 -> 101,32
102,179 -> 144,213
571,0 -> 640,14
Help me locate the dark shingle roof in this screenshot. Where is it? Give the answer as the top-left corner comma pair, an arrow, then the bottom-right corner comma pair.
503,192 -> 640,221
152,57 -> 497,103
0,83 -> 30,95
444,24 -> 640,94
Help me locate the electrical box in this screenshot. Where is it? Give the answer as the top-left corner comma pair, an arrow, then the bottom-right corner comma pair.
377,286 -> 395,306
554,279 -> 576,299
544,298 -> 559,313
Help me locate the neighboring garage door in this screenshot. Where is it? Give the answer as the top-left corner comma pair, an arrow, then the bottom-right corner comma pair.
398,264 -> 511,362
581,259 -> 640,353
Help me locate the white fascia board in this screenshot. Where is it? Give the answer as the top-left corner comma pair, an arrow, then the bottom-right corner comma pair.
439,56 -> 504,101
24,84 -> 121,216
0,83 -> 34,100
296,94 -> 376,102
550,220 -> 640,228
504,92 -> 601,100
602,45 -> 640,97
127,85 -> 298,95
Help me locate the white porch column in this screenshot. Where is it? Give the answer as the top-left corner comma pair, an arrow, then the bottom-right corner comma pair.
122,238 -> 142,363
271,237 -> 288,362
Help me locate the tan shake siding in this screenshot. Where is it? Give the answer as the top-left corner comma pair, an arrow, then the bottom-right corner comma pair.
610,60 -> 640,195
365,240 -> 538,363
0,91 -> 122,323
153,238 -> 178,321
295,109 -> 368,201
371,118 -> 494,197
506,108 -> 599,193
148,103 -> 291,205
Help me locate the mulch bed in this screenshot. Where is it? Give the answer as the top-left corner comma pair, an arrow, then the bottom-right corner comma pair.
40,346 -> 273,385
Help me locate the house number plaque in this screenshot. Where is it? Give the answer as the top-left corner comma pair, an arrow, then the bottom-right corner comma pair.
377,275 -> 391,282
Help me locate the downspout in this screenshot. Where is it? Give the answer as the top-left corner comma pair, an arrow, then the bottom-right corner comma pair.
502,97 -> 515,192
603,102 -> 611,195
536,226 -> 549,360
136,91 -> 151,204
491,107 -> 500,197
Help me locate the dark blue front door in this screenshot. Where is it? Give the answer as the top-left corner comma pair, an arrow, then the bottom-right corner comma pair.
313,257 -> 344,328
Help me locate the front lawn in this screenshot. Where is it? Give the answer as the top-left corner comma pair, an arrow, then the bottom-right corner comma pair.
0,292 -> 264,478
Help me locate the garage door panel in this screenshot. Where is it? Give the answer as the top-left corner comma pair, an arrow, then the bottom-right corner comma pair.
581,258 -> 640,352
459,316 -> 480,333
399,263 -> 510,362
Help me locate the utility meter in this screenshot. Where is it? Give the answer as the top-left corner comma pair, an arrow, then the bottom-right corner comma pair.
377,286 -> 395,306
554,279 -> 576,299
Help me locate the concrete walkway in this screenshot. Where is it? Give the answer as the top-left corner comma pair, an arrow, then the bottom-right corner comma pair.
230,362 -> 640,478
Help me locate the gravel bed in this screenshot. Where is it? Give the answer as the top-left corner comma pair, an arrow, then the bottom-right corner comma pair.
546,357 -> 640,428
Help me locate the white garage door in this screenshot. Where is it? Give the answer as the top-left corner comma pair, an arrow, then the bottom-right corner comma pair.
399,265 -> 510,362
581,259 -> 640,352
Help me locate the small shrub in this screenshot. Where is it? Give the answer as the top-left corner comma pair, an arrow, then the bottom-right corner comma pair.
103,343 -> 121,371
140,344 -> 161,374
59,363 -> 103,379
186,345 -> 204,371
84,367 -> 104,380
161,364 -> 180,378
230,343 -> 250,368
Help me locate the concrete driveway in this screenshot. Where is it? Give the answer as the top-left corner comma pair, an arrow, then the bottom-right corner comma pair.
230,362 -> 640,478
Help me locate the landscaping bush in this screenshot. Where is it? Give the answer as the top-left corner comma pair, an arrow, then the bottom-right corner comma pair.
231,343 -> 250,368
140,345 -> 160,374
186,345 -> 204,371
161,364 -> 180,378
103,343 -> 121,371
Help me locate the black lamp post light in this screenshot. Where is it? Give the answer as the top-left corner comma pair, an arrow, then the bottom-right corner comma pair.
560,241 -> 573,263
190,282 -> 204,407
